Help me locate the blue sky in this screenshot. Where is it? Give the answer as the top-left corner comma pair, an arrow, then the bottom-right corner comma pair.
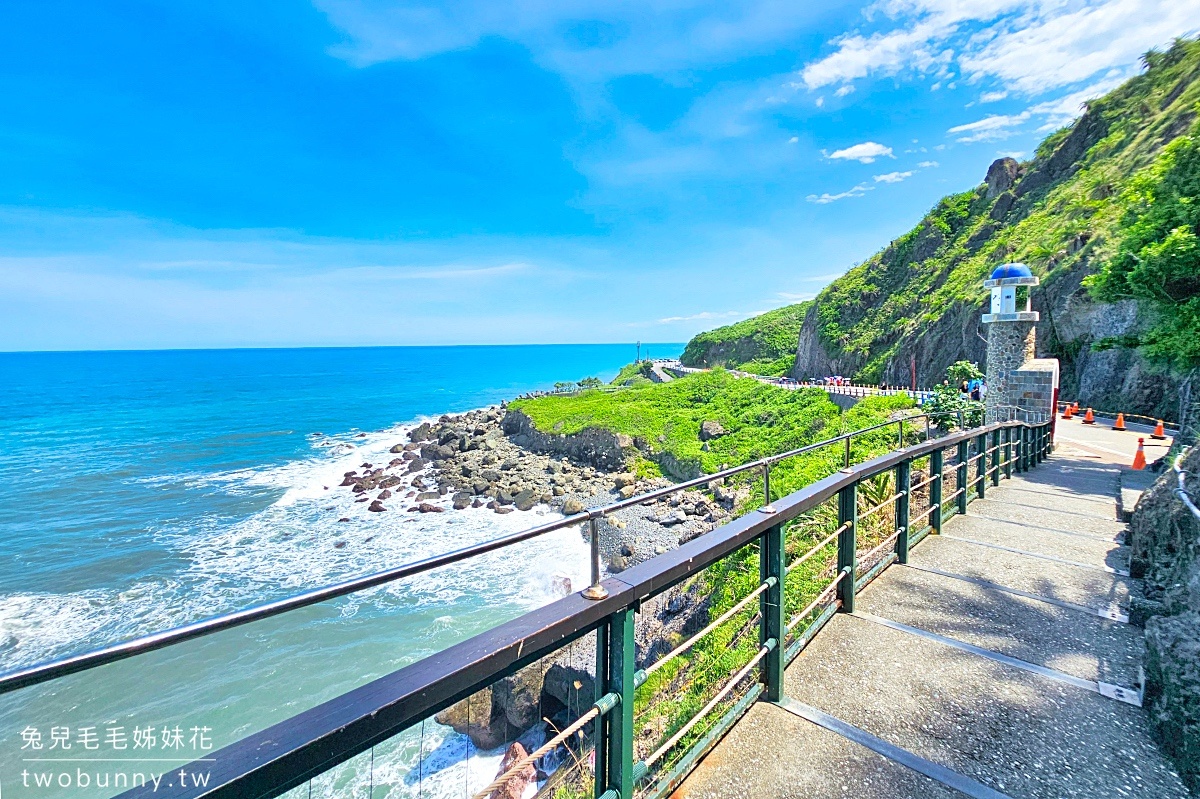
1,0 -> 1196,350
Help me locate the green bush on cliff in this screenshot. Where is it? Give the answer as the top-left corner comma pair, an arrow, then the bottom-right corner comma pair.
1086,131 -> 1200,369
679,303 -> 809,371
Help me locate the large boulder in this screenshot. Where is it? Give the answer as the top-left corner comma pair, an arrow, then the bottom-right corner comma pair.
488,743 -> 536,799
698,421 -> 727,441
562,497 -> 585,515
984,156 -> 1021,199
513,489 -> 538,511
409,422 -> 434,442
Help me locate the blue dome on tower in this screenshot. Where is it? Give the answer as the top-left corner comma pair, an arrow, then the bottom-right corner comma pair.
990,263 -> 1033,280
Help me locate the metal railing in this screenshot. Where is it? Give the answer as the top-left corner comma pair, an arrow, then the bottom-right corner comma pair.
82,417 -> 1048,799
1174,448 -> 1200,521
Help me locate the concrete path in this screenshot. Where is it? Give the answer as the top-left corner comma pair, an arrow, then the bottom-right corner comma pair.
676,443 -> 1189,799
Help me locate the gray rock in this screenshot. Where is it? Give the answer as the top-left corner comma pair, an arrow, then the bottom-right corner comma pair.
514,489 -> 537,511
563,497 -> 585,515
409,422 -> 433,442
699,420 -> 727,441
452,492 -> 472,510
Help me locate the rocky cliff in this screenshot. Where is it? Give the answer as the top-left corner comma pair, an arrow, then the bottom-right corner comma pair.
781,39 -> 1200,418
1128,446 -> 1200,792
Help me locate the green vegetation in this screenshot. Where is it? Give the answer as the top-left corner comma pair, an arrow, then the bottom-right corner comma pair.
922,360 -> 986,429
1086,130 -> 1200,369
679,303 -> 809,375
512,369 -> 912,482
610,360 -> 653,386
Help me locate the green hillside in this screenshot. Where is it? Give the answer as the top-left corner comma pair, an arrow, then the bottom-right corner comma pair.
679,301 -> 809,376
687,38 -> 1200,417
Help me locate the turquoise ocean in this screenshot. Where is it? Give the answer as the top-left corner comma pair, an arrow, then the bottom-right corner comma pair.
0,344 -> 682,798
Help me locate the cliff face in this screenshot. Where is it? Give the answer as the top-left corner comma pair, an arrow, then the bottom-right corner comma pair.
787,39 -> 1200,417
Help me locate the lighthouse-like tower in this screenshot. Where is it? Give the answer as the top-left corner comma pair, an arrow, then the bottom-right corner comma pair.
982,263 -> 1045,424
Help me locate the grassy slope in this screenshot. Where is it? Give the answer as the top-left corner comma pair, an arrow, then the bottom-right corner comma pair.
511,369 -> 913,493
679,302 -> 809,376
809,38 -> 1200,382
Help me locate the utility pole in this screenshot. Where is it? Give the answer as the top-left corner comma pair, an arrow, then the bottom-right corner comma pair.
636,341 -> 641,363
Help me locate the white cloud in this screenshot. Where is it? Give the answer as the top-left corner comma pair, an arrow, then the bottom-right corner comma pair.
777,291 -> 817,300
656,310 -> 744,324
826,141 -> 894,163
873,170 -> 913,183
947,112 -> 1029,141
807,183 -> 874,203
834,85 -> 856,97
318,1 -> 830,82
788,136 -> 799,143
800,21 -> 950,89
917,160 -> 939,167
796,0 -> 1200,105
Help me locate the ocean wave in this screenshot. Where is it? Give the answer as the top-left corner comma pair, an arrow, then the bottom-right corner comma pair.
0,414 -> 589,673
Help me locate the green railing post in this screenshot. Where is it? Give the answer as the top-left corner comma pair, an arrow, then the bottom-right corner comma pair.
990,429 -> 1001,487
975,433 -> 987,500
760,523 -> 785,702
895,460 -> 911,564
836,483 -> 857,613
597,608 -> 635,799
1003,427 -> 1013,479
930,448 -> 944,534
955,438 -> 969,516
594,624 -> 610,793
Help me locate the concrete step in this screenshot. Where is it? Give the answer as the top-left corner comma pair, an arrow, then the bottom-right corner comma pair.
960,497 -> 1125,538
907,535 -> 1135,612
675,701 -> 963,799
944,513 -> 1131,574
855,565 -> 1143,688
782,613 -> 1189,799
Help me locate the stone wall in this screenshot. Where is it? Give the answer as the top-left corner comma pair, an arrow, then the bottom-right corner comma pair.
983,320 -> 1036,423
1005,358 -> 1059,423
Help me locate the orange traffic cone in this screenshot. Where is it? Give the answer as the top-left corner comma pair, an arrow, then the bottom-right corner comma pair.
1082,407 -> 1095,424
1151,419 -> 1167,440
1062,404 -> 1073,419
1112,413 -> 1126,431
1072,402 -> 1080,412
1131,438 -> 1146,470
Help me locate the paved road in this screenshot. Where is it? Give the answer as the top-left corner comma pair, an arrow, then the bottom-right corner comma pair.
658,359 -> 934,404
1053,413 -> 1174,466
677,439 -> 1188,799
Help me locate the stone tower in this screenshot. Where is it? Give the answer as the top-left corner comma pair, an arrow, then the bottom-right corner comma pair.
982,263 -> 1056,424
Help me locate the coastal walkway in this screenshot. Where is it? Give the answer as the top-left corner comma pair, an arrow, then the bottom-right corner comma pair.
677,437 -> 1189,799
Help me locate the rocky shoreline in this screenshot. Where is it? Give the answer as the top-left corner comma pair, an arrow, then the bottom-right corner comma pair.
334,405 -> 749,573
335,403 -> 750,781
